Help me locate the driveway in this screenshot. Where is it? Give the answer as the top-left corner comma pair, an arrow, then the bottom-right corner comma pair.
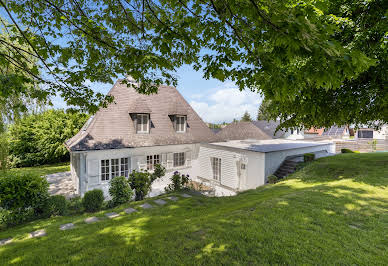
46,171 -> 77,199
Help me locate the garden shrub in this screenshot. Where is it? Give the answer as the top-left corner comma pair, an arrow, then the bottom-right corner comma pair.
109,176 -> 133,206
304,153 -> 315,162
44,195 -> 68,217
68,196 -> 83,214
128,164 -> 165,201
82,189 -> 104,212
267,175 -> 279,184
151,164 -> 166,182
341,148 -> 356,153
165,171 -> 190,192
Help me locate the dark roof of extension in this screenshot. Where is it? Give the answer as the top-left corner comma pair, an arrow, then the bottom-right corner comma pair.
321,126 -> 347,136
65,79 -> 221,151
216,120 -> 286,141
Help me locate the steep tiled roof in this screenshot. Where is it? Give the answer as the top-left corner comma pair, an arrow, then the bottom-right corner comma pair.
217,120 -> 285,141
305,127 -> 325,136
65,80 -> 221,151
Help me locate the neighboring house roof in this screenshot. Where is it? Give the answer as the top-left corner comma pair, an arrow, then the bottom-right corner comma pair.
65,80 -> 221,151
305,127 -> 325,136
321,126 -> 348,137
217,120 -> 286,141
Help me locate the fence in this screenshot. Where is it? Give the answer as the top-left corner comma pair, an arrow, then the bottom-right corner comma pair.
335,139 -> 388,153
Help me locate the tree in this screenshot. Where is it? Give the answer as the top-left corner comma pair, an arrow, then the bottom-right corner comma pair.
0,1 -> 386,128
257,99 -> 273,121
241,111 -> 252,122
8,109 -> 88,167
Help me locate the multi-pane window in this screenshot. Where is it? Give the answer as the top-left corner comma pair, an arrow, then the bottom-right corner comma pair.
120,158 -> 129,177
175,116 -> 186,133
137,114 -> 149,133
111,159 -> 120,178
211,157 -> 221,181
146,154 -> 160,170
101,159 -> 110,181
173,152 -> 185,167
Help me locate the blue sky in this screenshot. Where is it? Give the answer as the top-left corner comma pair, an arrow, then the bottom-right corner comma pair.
52,64 -> 263,124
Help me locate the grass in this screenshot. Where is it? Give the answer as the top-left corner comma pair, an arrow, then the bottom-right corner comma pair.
0,153 -> 387,265
0,162 -> 70,177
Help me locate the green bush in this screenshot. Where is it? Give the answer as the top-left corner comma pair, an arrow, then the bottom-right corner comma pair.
151,164 -> 166,182
267,175 -> 279,184
341,148 -> 355,153
44,195 -> 68,217
68,196 -> 83,213
82,189 -> 104,212
128,165 -> 165,201
304,153 -> 315,162
8,109 -> 89,167
109,176 -> 133,206
165,171 -> 190,192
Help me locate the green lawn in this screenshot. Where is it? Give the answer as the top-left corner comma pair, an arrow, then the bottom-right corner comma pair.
0,153 -> 387,265
0,162 -> 70,177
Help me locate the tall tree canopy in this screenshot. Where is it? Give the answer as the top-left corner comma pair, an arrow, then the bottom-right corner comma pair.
241,111 -> 252,122
257,99 -> 272,121
0,0 -> 386,127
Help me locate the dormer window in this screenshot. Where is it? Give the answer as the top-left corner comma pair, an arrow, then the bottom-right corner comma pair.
175,115 -> 186,133
136,114 -> 149,133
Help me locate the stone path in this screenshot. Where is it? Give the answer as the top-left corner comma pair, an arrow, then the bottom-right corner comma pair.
60,223 -> 75,231
1,194 -> 194,245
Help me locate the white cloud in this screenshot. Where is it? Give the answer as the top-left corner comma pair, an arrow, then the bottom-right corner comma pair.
189,83 -> 262,123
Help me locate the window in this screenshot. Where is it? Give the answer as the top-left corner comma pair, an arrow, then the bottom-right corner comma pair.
101,159 -> 110,181
358,130 -> 373,139
111,158 -> 120,178
175,116 -> 186,133
211,157 -> 221,181
120,158 -> 129,177
173,152 -> 185,167
146,154 -> 160,170
137,114 -> 149,133
241,163 -> 246,170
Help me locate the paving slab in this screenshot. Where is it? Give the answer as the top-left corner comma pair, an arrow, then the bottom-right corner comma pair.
85,217 -> 99,224
167,196 -> 179,201
154,199 -> 167,205
105,212 -> 120,219
140,203 -> 154,209
181,193 -> 192,198
29,229 -> 46,238
124,208 -> 137,214
0,238 -> 13,246
60,223 -> 75,231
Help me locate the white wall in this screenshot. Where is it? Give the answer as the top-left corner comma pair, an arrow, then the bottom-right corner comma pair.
355,126 -> 388,140
245,151 -> 266,189
283,129 -> 305,140
264,143 -> 334,179
72,143 -> 200,197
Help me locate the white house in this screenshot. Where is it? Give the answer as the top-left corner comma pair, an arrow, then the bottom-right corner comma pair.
216,120 -> 304,141
355,125 -> 388,140
65,79 -> 220,196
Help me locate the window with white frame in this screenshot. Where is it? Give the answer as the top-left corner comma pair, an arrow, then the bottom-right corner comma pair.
146,154 -> 160,170
175,116 -> 186,133
173,152 -> 185,167
136,114 -> 149,133
111,158 -> 120,178
120,158 -> 129,177
211,157 -> 221,181
101,159 -> 110,181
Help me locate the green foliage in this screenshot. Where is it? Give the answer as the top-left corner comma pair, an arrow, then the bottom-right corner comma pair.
267,175 -> 279,184
128,171 -> 153,201
257,99 -> 273,121
0,131 -> 8,171
341,148 -> 356,153
151,164 -> 166,182
44,195 -> 68,217
8,109 -> 88,167
165,171 -> 190,192
0,172 -> 49,211
241,111 -> 252,122
109,176 -> 133,206
304,153 -> 315,162
82,189 -> 104,212
68,196 -> 83,214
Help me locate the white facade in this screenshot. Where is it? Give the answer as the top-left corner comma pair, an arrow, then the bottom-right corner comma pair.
355,125 -> 388,140
71,144 -> 200,197
283,129 -> 305,140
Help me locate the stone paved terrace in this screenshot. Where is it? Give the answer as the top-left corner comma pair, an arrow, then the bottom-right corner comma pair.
45,171 -> 77,199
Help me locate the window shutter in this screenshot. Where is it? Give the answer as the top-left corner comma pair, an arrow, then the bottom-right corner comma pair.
136,156 -> 147,171
185,151 -> 192,166
88,160 -> 99,176
167,153 -> 173,169
161,153 -> 167,168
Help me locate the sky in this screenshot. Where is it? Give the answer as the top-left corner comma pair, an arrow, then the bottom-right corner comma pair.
51,65 -> 263,124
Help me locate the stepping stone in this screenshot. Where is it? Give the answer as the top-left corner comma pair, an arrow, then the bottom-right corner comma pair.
60,223 -> 75,231
85,217 -> 99,224
124,208 -> 137,214
140,203 -> 153,209
167,196 -> 179,201
29,229 -> 46,238
0,238 -> 13,246
154,199 -> 167,205
181,193 -> 192,198
105,212 -> 120,219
